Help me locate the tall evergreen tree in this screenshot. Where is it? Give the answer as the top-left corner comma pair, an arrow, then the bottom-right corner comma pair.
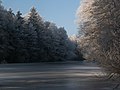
0,2 -> 80,63
0,2 -> 8,63
24,7 -> 45,62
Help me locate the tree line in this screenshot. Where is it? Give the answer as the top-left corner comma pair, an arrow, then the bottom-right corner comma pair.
0,1 -> 84,63
77,0 -> 120,79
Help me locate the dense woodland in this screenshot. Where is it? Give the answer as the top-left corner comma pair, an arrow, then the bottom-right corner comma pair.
0,0 -> 120,88
77,0 -> 120,77
0,1 -> 84,63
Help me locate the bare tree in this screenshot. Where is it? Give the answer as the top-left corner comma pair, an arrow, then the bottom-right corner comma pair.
77,0 -> 120,75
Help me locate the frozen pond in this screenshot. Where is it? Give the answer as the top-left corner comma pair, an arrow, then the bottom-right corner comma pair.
0,62 -> 118,90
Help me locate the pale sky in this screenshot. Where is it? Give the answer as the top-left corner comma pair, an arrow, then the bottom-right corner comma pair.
3,0 -> 80,36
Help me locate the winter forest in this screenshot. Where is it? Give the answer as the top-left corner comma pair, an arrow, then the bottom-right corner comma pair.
0,1 -> 84,63
0,0 -> 120,74
0,0 -> 120,89
0,0 -> 120,75
77,0 -> 120,81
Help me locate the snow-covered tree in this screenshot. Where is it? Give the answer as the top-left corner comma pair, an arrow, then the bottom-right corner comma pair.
12,11 -> 27,62
43,22 -> 68,61
0,3 -> 8,63
0,3 -> 16,63
23,7 -> 42,62
0,2 -> 80,63
77,0 -> 120,75
69,35 -> 85,60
